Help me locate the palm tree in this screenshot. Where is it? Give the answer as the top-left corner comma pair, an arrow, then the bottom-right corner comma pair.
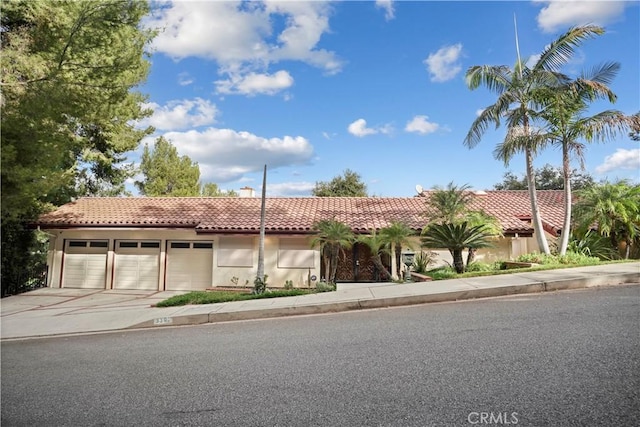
421,222 -> 494,274
380,221 -> 415,279
534,63 -> 631,255
310,219 -> 354,283
424,182 -> 501,267
465,25 -> 605,255
424,182 -> 474,224
357,231 -> 392,281
573,181 -> 640,259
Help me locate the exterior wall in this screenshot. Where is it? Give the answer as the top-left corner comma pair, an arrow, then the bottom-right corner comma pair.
47,228 -> 321,290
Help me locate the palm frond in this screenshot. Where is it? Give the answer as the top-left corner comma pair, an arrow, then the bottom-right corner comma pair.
534,25 -> 605,72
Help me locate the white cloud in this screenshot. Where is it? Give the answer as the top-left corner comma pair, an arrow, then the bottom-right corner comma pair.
177,72 -> 193,86
475,109 -> 485,117
146,1 -> 342,95
215,70 -> 294,96
266,181 -> 315,196
534,1 -> 627,33
347,118 -> 393,137
139,98 -> 218,131
375,0 -> 395,21
160,128 -> 314,182
424,43 -> 463,83
405,115 -> 440,135
595,148 -> 640,174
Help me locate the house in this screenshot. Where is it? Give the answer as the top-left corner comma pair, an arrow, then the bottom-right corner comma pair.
35,190 -> 565,290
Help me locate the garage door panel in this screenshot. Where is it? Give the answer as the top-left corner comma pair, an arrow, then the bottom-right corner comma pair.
114,242 -> 159,290
167,242 -> 212,291
62,241 -> 107,289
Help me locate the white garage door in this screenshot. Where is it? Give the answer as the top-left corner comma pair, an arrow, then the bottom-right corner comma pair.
166,241 -> 213,291
114,241 -> 160,290
62,240 -> 108,289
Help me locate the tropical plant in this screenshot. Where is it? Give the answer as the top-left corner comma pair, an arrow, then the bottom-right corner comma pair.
357,231 -> 392,280
465,25 -> 606,255
568,230 -> 618,260
424,182 -> 502,266
310,219 -> 354,283
412,251 -> 437,274
573,181 -> 640,259
380,221 -> 415,279
535,61 -> 630,255
421,222 -> 494,273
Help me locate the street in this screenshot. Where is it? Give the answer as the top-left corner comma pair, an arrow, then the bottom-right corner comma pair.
2,285 -> 639,426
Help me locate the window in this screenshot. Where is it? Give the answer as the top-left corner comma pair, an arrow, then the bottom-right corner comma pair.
119,242 -> 138,248
141,242 -> 160,248
170,242 -> 190,249
217,237 -> 253,267
193,242 -> 213,249
278,238 -> 314,268
69,241 -> 87,248
89,241 -> 108,248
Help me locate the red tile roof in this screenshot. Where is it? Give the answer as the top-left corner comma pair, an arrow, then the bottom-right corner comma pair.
36,191 -> 566,235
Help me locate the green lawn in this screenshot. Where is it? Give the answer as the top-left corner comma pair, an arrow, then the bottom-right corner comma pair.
156,288 -> 315,307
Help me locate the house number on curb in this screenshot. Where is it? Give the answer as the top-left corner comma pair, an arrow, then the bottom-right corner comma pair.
153,317 -> 173,325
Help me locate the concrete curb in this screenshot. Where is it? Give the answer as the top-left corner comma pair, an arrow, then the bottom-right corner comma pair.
130,272 -> 639,330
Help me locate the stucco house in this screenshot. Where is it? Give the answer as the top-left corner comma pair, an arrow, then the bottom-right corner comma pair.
35,190 -> 565,291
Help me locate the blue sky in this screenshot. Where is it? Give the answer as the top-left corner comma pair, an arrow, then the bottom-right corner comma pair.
135,0 -> 640,197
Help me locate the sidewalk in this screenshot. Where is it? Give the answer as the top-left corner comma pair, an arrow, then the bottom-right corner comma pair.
2,263 -> 638,340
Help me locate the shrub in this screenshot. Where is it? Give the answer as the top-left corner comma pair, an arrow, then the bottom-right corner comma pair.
284,280 -> 294,290
412,251 -> 437,274
516,251 -> 599,265
465,262 -> 495,272
425,266 -> 457,280
316,281 -> 336,292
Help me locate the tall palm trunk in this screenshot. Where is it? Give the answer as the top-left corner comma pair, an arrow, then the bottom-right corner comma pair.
525,145 -> 551,254
394,243 -> 402,278
558,142 -> 572,255
329,244 -> 339,283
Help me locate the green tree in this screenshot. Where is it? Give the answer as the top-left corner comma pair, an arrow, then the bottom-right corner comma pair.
201,183 -> 238,197
380,222 -> 415,279
357,231 -> 392,281
535,63 -> 630,255
494,165 -> 595,191
312,169 -> 368,197
573,181 -> 640,259
1,0 -> 153,295
421,223 -> 494,274
465,25 -> 605,255
310,219 -> 354,283
136,137 -> 201,196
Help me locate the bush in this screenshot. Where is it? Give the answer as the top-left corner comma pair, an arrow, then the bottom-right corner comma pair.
412,251 -> 437,274
156,288 -> 311,307
465,262 -> 495,272
425,266 -> 457,280
284,280 -> 294,290
315,281 -> 336,293
516,251 -> 600,265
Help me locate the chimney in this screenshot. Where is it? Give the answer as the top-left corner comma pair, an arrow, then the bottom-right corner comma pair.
239,186 -> 256,198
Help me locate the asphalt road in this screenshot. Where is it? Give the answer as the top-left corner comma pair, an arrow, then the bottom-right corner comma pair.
2,285 -> 639,427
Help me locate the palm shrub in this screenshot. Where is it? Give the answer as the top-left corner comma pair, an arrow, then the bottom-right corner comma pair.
412,251 -> 437,274
310,219 -> 354,283
421,222 -> 494,274
357,231 -> 392,280
568,230 -> 618,260
380,221 -> 415,279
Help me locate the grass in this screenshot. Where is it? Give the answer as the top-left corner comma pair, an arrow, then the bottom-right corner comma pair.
156,288 -> 313,307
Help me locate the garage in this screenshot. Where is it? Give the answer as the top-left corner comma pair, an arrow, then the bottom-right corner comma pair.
166,241 -> 213,291
62,240 -> 108,289
113,241 -> 160,290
